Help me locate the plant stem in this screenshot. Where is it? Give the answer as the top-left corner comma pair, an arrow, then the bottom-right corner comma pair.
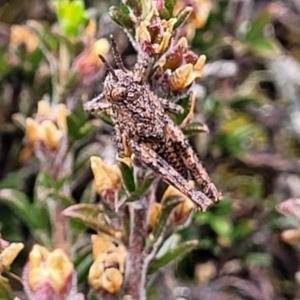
123,189 -> 153,300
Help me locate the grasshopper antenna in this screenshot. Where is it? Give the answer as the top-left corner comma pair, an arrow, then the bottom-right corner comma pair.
98,54 -> 118,81
110,34 -> 127,72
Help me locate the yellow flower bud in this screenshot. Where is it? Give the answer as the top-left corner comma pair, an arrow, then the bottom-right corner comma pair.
0,242 -> 24,271
155,32 -> 172,54
55,104 -> 68,132
40,120 -> 63,150
171,63 -> 194,91
90,156 -> 121,194
171,55 -> 206,91
193,55 -> 206,78
92,38 -> 111,66
36,100 -> 52,119
281,229 -> 300,245
25,118 -> 40,145
148,202 -> 162,231
137,22 -> 152,44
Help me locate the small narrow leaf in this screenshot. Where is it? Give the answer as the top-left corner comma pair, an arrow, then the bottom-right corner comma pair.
164,0 -> 174,18
148,240 -> 198,274
182,122 -> 209,136
0,189 -> 48,230
0,277 -> 12,300
99,113 -> 113,126
11,113 -> 26,131
118,161 -> 135,193
75,251 -> 93,282
126,176 -> 154,202
174,7 -> 193,30
172,95 -> 192,125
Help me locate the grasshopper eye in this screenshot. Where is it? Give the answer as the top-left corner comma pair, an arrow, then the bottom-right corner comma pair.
111,86 -> 127,102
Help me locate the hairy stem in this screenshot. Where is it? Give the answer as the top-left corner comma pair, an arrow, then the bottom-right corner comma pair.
123,189 -> 153,300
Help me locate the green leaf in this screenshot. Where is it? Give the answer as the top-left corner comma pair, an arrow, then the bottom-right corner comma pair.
118,162 -> 135,193
34,171 -> 54,204
0,169 -> 28,190
174,7 -> 193,30
99,113 -> 114,126
126,176 -> 154,202
148,240 -> 198,274
75,251 -> 93,283
80,182 -> 97,204
158,0 -> 174,20
121,3 -> 130,15
230,96 -> 261,110
246,252 -> 271,268
182,122 -> 209,136
67,105 -> 90,140
0,189 -> 50,246
54,0 -> 88,36
158,8 -> 170,20
63,204 -> 116,235
246,38 -> 281,58
233,220 -> 254,239
209,216 -> 233,237
242,11 -> 281,57
109,6 -> 135,36
171,95 -> 191,125
164,0 -> 174,18
0,277 -> 12,300
244,11 -> 272,42
11,113 -> 26,132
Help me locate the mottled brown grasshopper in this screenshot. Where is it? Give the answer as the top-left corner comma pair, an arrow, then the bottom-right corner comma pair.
84,35 -> 221,211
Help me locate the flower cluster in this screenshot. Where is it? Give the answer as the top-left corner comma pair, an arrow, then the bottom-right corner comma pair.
110,0 -> 210,95
155,36 -> 206,94
23,245 -> 83,300
89,234 -> 126,294
25,100 -> 68,151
